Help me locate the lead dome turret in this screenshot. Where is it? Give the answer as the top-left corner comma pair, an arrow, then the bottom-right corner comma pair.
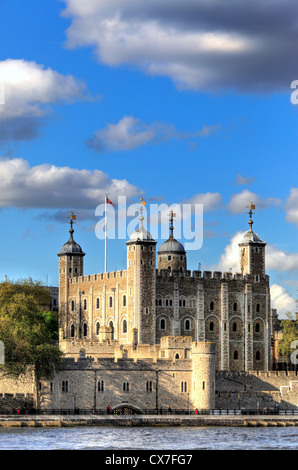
158,210 -> 186,273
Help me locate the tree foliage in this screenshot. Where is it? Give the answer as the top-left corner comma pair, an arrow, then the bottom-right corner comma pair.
0,280 -> 64,380
279,311 -> 298,366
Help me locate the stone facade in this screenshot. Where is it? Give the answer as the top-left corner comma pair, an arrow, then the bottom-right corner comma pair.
58,205 -> 271,373
0,203 -> 280,413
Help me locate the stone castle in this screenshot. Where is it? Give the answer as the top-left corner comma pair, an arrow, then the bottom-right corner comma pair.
58,201 -> 270,373
1,201 -> 298,413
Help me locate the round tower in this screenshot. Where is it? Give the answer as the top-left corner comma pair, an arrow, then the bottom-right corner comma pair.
191,341 -> 216,410
158,210 -> 186,273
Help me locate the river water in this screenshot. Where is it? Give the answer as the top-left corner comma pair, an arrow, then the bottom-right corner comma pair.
0,426 -> 298,450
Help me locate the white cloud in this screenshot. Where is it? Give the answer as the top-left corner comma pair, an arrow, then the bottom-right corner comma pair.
285,188 -> 298,226
62,0 -> 298,92
86,115 -> 220,152
270,284 -> 296,318
211,231 -> 244,273
228,189 -> 281,214
212,231 -> 298,274
186,192 -> 223,212
234,174 -> 256,186
0,157 -> 139,210
266,245 -> 298,272
0,59 -> 87,141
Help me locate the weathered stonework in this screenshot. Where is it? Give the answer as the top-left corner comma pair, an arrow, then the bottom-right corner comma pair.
0,206 -> 277,413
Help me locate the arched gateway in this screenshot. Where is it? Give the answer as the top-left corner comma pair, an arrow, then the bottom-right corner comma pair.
112,405 -> 141,415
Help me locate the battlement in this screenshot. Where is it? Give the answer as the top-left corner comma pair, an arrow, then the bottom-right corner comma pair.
69,269 -> 127,285
160,336 -> 193,349
156,269 -> 269,283
192,341 -> 216,354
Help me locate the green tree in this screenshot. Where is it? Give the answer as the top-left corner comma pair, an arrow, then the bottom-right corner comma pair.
0,280 -> 64,408
279,311 -> 298,370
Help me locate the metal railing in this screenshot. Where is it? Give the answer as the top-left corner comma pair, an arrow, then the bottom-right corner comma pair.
1,407 -> 298,416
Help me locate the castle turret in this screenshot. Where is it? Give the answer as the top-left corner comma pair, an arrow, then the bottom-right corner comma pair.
58,212 -> 85,340
126,200 -> 157,345
158,210 -> 186,273
191,341 -> 216,409
238,202 -> 266,279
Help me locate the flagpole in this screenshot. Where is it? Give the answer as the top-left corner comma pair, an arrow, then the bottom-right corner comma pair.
105,193 -> 107,273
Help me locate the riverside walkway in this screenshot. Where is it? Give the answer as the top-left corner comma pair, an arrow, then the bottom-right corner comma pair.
0,413 -> 298,427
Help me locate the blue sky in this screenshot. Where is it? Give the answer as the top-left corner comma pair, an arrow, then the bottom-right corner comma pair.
1,0 -> 298,317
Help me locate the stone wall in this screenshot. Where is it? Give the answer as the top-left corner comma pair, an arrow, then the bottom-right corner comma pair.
215,371 -> 298,410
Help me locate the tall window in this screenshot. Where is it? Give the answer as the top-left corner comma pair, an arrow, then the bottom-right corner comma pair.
96,298 -> 100,309
83,299 -> 87,310
146,381 -> 152,393
109,321 -> 114,340
98,380 -> 104,392
96,322 -> 100,335
122,319 -> 127,334
62,380 -> 68,392
71,300 -> 75,312
160,318 -> 166,330
83,323 -> 88,337
123,382 -> 129,392
70,324 -> 75,338
123,295 -> 126,307
109,296 -> 113,308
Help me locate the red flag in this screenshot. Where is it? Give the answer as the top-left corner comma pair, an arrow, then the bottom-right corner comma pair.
106,196 -> 115,207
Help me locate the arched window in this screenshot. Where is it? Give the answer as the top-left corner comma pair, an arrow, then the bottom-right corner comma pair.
175,353 -> 180,359
232,322 -> 237,332
255,322 -> 260,333
109,321 -> 114,340
185,319 -> 191,331
83,299 -> 87,310
98,380 -> 104,392
256,303 -> 260,313
71,300 -> 75,312
70,324 -> 75,338
96,322 -> 100,335
123,295 -> 126,307
256,350 -> 261,361
122,319 -> 127,333
233,302 -> 237,312
168,255 -> 171,261
83,323 -> 88,337
209,321 -> 214,332
109,296 -> 113,308
96,298 -> 100,309
160,318 -> 166,330
210,301 -> 214,311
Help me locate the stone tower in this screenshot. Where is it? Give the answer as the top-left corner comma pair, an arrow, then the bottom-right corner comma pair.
57,212 -> 85,341
239,202 -> 267,279
238,202 -> 270,371
191,341 -> 216,409
158,210 -> 187,273
126,201 -> 157,345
